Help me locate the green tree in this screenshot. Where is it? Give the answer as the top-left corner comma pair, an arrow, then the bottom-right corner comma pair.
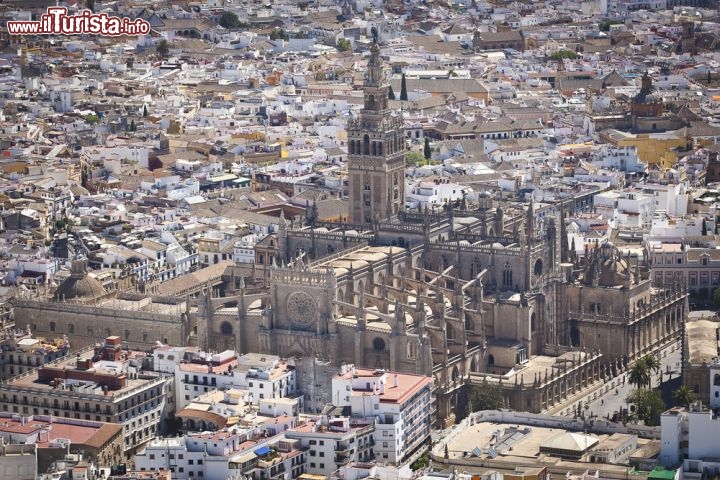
219,11 -> 241,29
626,389 -> 666,426
628,360 -> 650,390
388,85 -> 396,100
400,73 -> 408,101
84,114 -> 99,124
713,287 -> 720,308
336,38 -> 352,52
156,39 -> 170,59
423,137 -> 431,161
410,451 -> 430,471
599,20 -> 622,32
467,383 -> 504,413
163,412 -> 183,435
269,28 -> 288,41
549,50 -> 579,61
129,119 -> 136,132
55,218 -> 67,231
673,385 -> 695,407
85,0 -> 95,12
143,104 -> 148,118
702,220 -> 708,236
406,151 -> 424,166
642,355 -> 661,386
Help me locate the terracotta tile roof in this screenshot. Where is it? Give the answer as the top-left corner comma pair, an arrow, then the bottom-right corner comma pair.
156,260 -> 233,296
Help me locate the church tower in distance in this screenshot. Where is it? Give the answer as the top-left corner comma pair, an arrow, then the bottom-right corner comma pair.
347,39 -> 406,225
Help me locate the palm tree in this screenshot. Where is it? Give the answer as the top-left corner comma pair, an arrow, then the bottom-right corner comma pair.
642,355 -> 661,373
674,385 -> 695,407
629,361 -> 650,390
642,355 -> 661,388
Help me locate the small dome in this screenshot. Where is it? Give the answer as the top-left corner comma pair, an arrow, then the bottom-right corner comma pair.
55,258 -> 107,301
633,90 -> 659,104
583,244 -> 633,288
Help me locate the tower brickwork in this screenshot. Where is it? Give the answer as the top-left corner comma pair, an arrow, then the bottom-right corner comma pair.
347,42 -> 406,224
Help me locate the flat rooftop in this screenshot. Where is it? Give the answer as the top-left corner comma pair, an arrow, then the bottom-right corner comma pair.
6,349 -> 162,397
0,413 -> 122,449
686,318 -> 720,365
445,421 -> 656,471
478,350 -> 595,386
318,246 -> 401,275
99,297 -> 187,315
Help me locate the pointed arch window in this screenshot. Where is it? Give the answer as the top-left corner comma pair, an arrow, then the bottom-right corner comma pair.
503,262 -> 513,288
407,342 -> 417,360
471,257 -> 482,277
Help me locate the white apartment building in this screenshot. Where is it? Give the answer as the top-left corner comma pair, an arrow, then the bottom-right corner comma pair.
567,219 -> 611,257
285,417 -> 375,477
405,179 -> 472,208
331,366 -> 433,465
166,243 -> 197,278
640,183 -> 689,218
648,215 -> 711,243
234,234 -> 261,264
175,351 -> 298,410
594,190 -> 654,229
82,146 -> 150,170
0,336 -> 171,458
660,402 -> 720,478
710,360 -> 720,410
0,334 -> 71,380
590,145 -> 646,174
136,428 -> 307,480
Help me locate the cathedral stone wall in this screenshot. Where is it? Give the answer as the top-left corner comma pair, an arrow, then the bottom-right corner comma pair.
563,281 -> 651,318
284,230 -> 371,262
14,300 -> 188,349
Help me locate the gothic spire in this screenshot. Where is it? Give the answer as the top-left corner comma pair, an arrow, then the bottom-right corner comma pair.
365,29 -> 383,88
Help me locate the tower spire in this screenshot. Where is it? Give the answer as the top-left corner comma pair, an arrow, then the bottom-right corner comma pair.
346,30 -> 406,225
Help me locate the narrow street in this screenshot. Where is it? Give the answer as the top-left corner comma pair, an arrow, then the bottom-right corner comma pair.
570,339 -> 682,420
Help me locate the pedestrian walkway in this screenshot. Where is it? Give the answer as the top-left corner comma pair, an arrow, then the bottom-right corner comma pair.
543,340 -> 680,418
543,374 -> 624,417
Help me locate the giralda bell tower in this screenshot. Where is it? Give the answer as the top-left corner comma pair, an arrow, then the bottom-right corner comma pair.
347,36 -> 406,225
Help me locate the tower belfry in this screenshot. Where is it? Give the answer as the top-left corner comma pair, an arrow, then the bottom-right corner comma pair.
347,33 -> 406,224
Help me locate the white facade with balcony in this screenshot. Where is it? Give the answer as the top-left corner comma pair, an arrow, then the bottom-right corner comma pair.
405,180 -> 472,208
331,366 -> 433,465
660,402 -> 720,477
175,352 -> 297,410
590,145 -> 646,174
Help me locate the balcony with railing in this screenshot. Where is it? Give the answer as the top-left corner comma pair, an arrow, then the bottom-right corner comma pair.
335,446 -> 350,456
334,456 -> 351,465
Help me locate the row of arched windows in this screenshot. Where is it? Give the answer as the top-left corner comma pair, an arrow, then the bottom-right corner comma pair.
348,134 -> 403,157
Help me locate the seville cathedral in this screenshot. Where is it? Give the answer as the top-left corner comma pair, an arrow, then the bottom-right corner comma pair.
12,41 -> 687,426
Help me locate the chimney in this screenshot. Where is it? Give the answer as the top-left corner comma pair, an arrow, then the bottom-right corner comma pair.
393,374 -> 399,388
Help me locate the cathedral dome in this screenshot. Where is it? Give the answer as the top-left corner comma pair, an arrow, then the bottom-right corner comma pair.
583,243 -> 632,288
634,90 -> 661,104
633,71 -> 661,104
55,257 -> 107,301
